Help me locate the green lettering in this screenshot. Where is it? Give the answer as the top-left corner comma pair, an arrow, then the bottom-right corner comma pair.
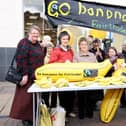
92,20 -> 98,27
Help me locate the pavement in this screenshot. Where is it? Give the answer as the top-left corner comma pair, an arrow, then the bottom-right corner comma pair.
0,81 -> 126,126
0,82 -> 23,126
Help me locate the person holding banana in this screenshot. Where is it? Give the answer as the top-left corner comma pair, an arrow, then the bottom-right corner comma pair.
89,38 -> 106,110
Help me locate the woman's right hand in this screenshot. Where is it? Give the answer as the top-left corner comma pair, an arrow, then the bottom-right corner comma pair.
20,75 -> 28,86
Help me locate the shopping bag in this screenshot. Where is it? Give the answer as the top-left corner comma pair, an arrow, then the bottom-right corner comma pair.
50,106 -> 66,126
40,100 -> 52,126
50,93 -> 66,126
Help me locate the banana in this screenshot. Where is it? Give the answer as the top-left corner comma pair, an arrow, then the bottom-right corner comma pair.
100,89 -> 124,123
34,77 -> 52,88
96,76 -> 124,86
40,103 -> 52,126
35,59 -> 112,82
100,59 -> 125,123
74,80 -> 93,87
54,78 -> 69,88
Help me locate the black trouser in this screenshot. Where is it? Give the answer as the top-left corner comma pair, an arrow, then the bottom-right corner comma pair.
78,90 -> 95,118
41,92 -> 49,107
121,89 -> 126,105
60,91 -> 75,115
95,90 -> 104,101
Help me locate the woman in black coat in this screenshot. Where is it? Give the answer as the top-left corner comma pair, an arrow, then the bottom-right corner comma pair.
9,25 -> 46,126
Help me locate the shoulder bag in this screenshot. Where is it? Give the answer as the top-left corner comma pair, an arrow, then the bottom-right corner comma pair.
5,51 -> 22,86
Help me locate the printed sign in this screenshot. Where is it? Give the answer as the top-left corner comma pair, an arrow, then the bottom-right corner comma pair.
45,0 -> 126,35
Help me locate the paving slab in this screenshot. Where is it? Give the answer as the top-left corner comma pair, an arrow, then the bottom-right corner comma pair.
0,81 -> 126,126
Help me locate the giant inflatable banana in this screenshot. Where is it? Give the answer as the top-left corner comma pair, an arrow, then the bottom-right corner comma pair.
100,89 -> 124,123
100,59 -> 124,123
35,59 -> 112,82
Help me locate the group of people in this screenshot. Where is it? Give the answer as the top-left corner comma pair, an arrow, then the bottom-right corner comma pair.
9,25 -> 126,126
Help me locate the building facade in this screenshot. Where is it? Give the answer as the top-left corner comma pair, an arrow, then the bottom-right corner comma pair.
0,0 -> 126,80
0,0 -> 57,80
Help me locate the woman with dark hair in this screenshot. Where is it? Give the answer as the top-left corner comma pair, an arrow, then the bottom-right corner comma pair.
49,31 -> 72,63
49,31 -> 76,118
120,41 -> 126,107
105,46 -> 119,77
90,38 -> 105,62
9,25 -> 46,126
89,38 -> 106,109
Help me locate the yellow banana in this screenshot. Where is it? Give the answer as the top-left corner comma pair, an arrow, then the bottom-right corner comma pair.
54,78 -> 69,88
74,80 -> 93,87
100,59 -> 125,123
35,59 -> 112,82
40,103 -> 52,126
100,89 -> 123,123
34,77 -> 52,88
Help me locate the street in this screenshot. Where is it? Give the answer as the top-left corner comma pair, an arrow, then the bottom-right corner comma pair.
0,82 -> 126,126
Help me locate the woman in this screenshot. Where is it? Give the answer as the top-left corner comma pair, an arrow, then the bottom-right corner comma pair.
44,42 -> 54,64
73,37 -> 97,119
9,25 -> 46,126
105,47 -> 119,77
89,38 -> 106,110
42,42 -> 54,107
120,42 -> 126,108
49,31 -> 76,118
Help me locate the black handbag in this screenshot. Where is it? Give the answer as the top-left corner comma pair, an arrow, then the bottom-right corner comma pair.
5,52 -> 22,85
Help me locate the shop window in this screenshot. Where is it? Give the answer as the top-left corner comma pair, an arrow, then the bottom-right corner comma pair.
23,0 -> 57,45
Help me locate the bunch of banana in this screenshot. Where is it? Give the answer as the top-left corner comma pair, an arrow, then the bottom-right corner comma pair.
110,76 -> 124,85
94,76 -> 111,86
100,89 -> 124,123
54,78 -> 69,88
121,75 -> 126,83
74,80 -> 93,87
94,76 -> 126,86
34,77 -> 52,88
40,102 -> 52,126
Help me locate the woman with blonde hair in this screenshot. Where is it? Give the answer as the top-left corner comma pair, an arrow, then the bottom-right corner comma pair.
73,37 -> 97,119
44,42 -> 54,64
9,25 -> 46,126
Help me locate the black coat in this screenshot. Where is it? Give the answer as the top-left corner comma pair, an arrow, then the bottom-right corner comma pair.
10,38 -> 46,121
